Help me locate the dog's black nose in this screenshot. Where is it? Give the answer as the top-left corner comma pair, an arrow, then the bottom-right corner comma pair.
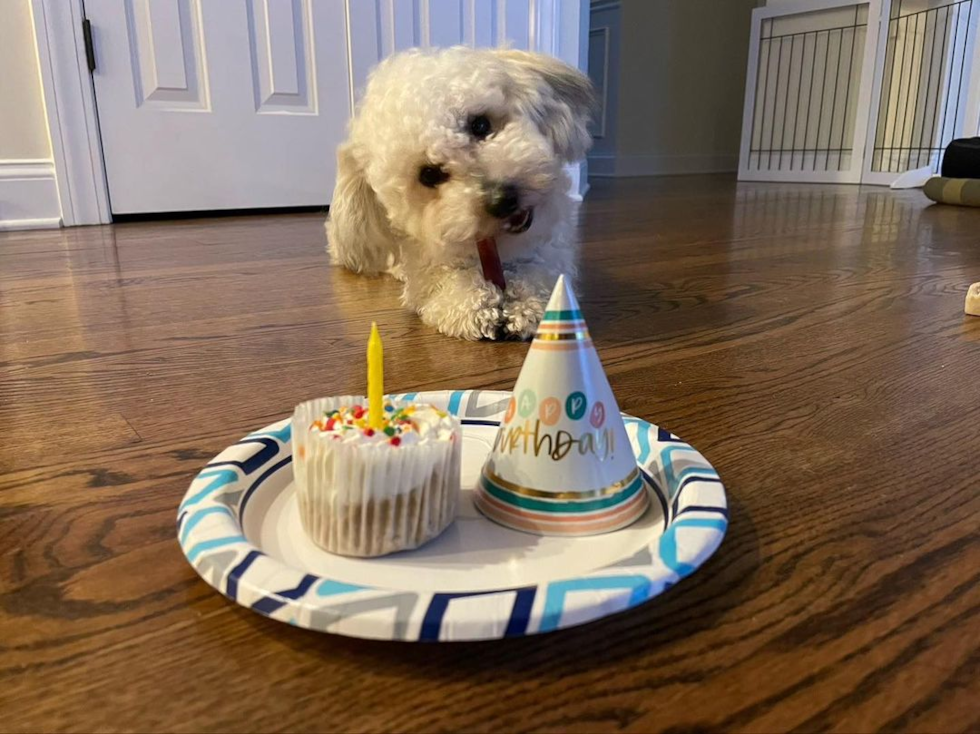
485,183 -> 521,219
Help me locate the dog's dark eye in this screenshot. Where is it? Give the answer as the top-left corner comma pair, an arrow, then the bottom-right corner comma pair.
469,114 -> 492,140
418,165 -> 449,188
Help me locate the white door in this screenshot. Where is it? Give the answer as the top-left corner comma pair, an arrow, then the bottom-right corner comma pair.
86,0 -> 584,215
87,0 -> 352,214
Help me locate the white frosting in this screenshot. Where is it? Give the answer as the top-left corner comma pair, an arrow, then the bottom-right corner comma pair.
405,405 -> 458,442
308,403 -> 457,450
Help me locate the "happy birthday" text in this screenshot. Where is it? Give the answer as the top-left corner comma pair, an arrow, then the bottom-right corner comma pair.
493,419 -> 616,461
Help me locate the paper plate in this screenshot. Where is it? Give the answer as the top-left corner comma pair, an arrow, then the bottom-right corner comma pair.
176,390 -> 728,641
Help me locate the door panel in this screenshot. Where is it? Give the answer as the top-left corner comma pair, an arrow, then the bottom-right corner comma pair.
246,0 -> 315,113
126,0 -> 208,109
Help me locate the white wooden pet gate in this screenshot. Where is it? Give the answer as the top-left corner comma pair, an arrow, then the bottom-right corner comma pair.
739,0 -> 980,184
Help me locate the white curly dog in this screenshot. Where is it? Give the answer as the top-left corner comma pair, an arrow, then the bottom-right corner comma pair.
326,47 -> 595,340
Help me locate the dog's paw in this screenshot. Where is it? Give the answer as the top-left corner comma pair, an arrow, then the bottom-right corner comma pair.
467,305 -> 505,341
433,305 -> 501,340
502,294 -> 545,340
386,256 -> 408,283
418,279 -> 504,341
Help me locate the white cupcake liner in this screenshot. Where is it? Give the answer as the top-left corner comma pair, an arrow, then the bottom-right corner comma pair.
292,396 -> 461,557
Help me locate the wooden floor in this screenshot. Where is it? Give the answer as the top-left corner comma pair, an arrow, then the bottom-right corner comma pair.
1,176 -> 978,732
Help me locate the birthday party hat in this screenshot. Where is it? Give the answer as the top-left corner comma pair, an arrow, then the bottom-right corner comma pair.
476,275 -> 650,536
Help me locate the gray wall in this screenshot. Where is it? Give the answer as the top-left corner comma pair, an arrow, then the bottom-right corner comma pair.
0,0 -> 51,160
589,0 -> 760,176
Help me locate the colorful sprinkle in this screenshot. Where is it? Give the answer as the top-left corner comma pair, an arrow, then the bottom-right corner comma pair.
309,400 -> 424,440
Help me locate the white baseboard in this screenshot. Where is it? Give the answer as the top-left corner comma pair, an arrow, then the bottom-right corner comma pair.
0,160 -> 62,231
0,217 -> 62,231
587,153 -> 739,178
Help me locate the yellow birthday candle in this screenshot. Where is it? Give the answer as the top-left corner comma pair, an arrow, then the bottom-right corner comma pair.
367,322 -> 384,430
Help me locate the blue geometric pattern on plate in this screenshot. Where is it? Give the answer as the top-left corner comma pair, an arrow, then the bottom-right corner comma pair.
176,390 -> 728,641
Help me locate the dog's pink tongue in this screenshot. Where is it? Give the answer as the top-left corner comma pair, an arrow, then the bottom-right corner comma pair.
477,237 -> 506,291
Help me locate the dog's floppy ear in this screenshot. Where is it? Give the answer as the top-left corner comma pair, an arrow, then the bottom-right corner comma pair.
326,143 -> 396,275
495,49 -> 596,163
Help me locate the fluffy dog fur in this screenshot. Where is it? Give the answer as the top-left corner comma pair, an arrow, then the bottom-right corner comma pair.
326,47 -> 594,340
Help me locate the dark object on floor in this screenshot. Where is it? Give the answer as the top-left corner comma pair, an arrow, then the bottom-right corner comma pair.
940,137 -> 980,178
924,177 -> 980,207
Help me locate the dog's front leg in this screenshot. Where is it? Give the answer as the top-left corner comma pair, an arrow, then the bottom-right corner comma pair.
411,268 -> 504,341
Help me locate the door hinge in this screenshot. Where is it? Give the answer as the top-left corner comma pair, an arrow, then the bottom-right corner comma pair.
82,18 -> 96,73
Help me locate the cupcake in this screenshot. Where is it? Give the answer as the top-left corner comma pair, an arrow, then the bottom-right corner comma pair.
292,396 -> 461,557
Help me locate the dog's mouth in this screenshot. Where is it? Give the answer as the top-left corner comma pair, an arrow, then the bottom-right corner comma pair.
502,207 -> 534,234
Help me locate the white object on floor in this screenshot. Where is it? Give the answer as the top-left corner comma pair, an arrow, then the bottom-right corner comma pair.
890,166 -> 934,190
966,283 -> 980,316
